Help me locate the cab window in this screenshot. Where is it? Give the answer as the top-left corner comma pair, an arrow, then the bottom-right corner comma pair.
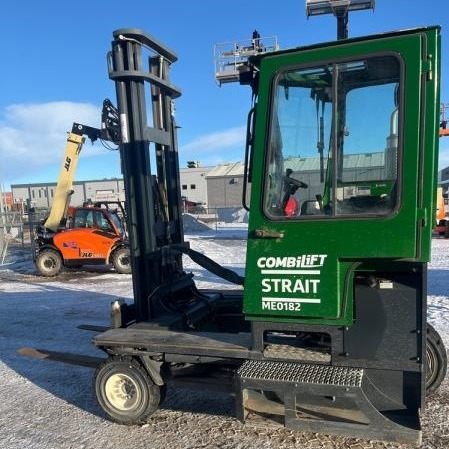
73,209 -> 113,231
264,54 -> 401,219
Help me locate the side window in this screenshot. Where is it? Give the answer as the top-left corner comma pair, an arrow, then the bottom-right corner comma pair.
95,211 -> 114,232
74,210 -> 95,228
264,55 -> 400,219
74,210 -> 87,228
336,83 -> 398,215
85,211 -> 94,228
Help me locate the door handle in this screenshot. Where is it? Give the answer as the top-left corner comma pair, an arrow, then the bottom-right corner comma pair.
253,229 -> 284,239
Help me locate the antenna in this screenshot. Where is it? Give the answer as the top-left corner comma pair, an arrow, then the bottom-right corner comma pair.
306,0 -> 375,40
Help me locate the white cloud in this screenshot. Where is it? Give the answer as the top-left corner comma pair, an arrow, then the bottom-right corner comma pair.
0,103 -> 246,184
181,126 -> 245,155
0,102 -> 105,182
178,126 -> 246,168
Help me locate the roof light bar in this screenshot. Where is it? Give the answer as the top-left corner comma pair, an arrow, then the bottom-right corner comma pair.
306,0 -> 375,40
306,0 -> 375,17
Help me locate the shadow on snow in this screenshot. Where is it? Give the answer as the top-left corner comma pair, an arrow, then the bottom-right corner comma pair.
0,280 -> 234,422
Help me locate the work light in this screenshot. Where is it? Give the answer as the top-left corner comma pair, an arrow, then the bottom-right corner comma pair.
306,0 -> 375,39
306,0 -> 375,16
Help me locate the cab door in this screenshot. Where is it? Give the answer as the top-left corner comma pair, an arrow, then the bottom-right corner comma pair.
244,28 -> 440,325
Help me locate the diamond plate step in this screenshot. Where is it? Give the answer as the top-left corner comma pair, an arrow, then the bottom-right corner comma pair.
237,359 -> 363,387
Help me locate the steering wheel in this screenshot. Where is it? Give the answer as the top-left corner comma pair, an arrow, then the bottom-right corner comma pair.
284,168 -> 308,193
281,169 -> 308,216
286,176 -> 308,190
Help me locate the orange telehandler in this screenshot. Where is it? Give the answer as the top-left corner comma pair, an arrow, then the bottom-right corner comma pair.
34,100 -> 131,276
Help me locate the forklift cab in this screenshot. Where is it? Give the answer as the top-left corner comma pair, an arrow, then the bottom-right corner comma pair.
244,28 -> 440,324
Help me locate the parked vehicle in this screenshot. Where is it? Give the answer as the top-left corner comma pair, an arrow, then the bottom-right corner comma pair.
34,101 -> 130,276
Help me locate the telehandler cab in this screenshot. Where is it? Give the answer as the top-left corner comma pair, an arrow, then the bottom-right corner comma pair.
86,16 -> 448,443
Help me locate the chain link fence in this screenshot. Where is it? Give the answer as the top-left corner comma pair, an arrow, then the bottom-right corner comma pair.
0,206 -> 247,264
0,210 -> 49,262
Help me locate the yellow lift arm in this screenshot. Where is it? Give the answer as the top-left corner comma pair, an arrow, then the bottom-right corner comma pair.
42,99 -> 121,232
43,132 -> 85,232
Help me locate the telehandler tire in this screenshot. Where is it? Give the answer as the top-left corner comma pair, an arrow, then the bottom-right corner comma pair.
35,249 -> 63,277
426,323 -> 447,395
94,356 -> 162,425
111,247 -> 131,274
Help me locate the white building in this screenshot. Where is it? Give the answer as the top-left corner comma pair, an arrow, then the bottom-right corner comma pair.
179,166 -> 212,205
11,168 -> 212,210
11,178 -> 125,210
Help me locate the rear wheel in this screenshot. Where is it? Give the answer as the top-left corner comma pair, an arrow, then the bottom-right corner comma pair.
94,356 -> 161,424
426,323 -> 447,395
111,247 -> 131,274
35,249 -> 62,276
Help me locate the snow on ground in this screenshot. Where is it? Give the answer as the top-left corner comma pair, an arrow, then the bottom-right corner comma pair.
0,227 -> 448,449
427,239 -> 449,351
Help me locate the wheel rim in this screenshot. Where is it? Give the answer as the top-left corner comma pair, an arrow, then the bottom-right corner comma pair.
43,257 -> 56,269
104,373 -> 141,411
426,343 -> 437,390
119,253 -> 130,268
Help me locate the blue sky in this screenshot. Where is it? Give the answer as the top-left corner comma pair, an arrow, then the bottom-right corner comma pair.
1,0 -> 449,189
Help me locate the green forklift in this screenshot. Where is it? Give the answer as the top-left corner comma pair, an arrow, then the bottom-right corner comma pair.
91,1 -> 447,444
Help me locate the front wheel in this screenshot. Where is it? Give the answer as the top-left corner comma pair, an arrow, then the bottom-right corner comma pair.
35,249 -> 62,276
94,356 -> 162,425
426,323 -> 447,395
111,247 -> 131,274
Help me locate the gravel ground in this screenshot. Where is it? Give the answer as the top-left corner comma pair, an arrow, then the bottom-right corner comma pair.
1,358 -> 448,449
0,238 -> 448,449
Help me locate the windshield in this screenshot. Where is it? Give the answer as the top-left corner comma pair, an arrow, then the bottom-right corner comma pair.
109,211 -> 126,236
264,54 -> 401,219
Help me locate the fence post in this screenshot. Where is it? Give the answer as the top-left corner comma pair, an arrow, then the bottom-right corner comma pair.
0,228 -> 6,265
26,199 -> 36,259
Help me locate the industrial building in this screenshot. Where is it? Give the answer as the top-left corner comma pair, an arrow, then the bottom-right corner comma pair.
9,161 -> 449,213
11,178 -> 125,210
11,167 -> 213,211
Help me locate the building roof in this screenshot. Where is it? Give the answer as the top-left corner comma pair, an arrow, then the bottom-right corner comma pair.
180,167 -> 213,174
204,153 -> 387,179
11,178 -> 123,188
206,162 -> 244,178
284,152 -> 385,171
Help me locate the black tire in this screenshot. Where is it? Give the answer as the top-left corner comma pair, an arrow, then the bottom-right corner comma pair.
35,249 -> 62,277
426,323 -> 447,395
94,356 -> 161,425
111,247 -> 131,274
